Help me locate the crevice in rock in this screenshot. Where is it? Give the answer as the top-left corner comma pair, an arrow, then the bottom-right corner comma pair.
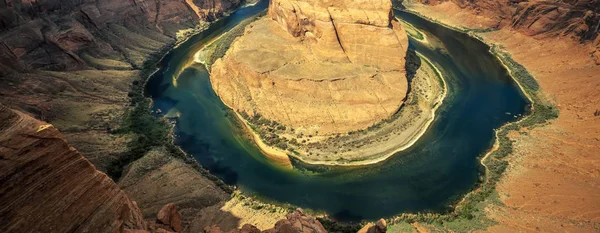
327,9 -> 351,63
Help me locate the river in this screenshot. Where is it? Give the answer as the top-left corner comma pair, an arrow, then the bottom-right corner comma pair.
145,1 -> 529,221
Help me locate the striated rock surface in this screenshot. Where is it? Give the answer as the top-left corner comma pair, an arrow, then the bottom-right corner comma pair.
119,147 -> 236,232
407,0 -> 600,63
0,104 -> 147,232
0,0 -> 243,72
0,103 -> 292,232
211,0 -> 409,135
0,0 -> 242,173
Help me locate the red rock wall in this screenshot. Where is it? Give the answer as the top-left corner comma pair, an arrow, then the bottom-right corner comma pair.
0,0 -> 242,73
0,104 -> 148,233
410,0 -> 599,42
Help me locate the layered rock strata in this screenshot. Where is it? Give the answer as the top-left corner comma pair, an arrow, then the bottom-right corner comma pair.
210,0 -> 410,135
407,0 -> 600,63
0,103 -> 321,232
0,104 -> 147,232
0,0 -> 241,172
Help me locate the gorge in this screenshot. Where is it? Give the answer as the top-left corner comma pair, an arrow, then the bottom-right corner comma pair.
146,0 -> 529,221
1,0 -> 598,232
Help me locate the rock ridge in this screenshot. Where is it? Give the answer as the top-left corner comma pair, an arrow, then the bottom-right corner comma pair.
0,104 -> 147,232
407,0 -> 600,63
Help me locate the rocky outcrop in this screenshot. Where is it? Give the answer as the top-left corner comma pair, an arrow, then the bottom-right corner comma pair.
0,0 -> 242,173
357,219 -> 387,233
211,0 -> 409,135
119,147 -> 233,232
0,104 -> 147,232
413,0 -> 599,39
407,0 -> 600,62
204,209 -> 327,233
156,203 -> 184,232
263,209 -> 327,233
0,0 -> 242,73
0,103 -> 290,232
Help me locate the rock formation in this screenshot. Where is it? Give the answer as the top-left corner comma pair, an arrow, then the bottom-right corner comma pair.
0,0 -> 242,73
407,0 -> 600,63
210,0 -> 410,135
0,103 -> 324,232
205,209 -> 327,233
357,219 -> 387,233
157,203 -> 184,232
0,0 -> 242,173
0,104 -> 147,232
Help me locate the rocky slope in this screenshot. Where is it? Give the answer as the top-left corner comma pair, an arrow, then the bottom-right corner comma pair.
0,0 -> 242,173
405,0 -> 600,63
398,1 -> 600,232
0,102 -> 327,232
0,104 -> 148,232
210,0 -> 410,135
204,209 -> 327,233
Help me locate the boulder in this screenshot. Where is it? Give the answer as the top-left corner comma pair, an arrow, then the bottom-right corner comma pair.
357,218 -> 387,233
157,203 -> 183,233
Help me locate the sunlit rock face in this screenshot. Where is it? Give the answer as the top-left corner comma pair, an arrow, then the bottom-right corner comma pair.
211,0 -> 410,134
410,0 -> 600,60
0,0 -> 242,73
0,104 -> 147,233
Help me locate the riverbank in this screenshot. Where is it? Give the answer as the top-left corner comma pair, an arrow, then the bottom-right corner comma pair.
144,1 -> 549,226
385,3 -> 600,232
118,3 -> 297,230
193,12 -> 448,166
213,49 -> 447,167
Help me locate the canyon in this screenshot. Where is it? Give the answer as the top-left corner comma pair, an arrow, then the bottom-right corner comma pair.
0,0 -> 599,232
0,0 -> 293,232
406,0 -> 600,62
208,0 -> 448,164
397,0 -> 600,232
0,0 -> 243,173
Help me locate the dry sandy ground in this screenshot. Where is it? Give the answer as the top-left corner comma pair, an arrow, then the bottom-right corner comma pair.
406,2 -> 600,232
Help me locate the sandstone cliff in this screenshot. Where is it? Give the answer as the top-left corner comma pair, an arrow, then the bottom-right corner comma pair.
0,0 -> 242,172
0,103 -> 323,232
211,0 -> 410,135
205,209 -> 327,233
406,0 -> 600,62
0,104 -> 147,232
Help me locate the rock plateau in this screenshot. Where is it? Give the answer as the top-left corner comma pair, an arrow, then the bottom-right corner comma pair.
210,0 -> 410,135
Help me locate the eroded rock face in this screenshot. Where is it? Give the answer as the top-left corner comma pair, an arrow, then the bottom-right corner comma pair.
0,0 -> 242,173
0,104 -> 147,232
157,203 -> 184,232
357,219 -> 387,233
211,0 -> 409,134
205,209 -> 326,233
0,0 -> 242,73
408,0 -> 600,63
410,0 -> 599,42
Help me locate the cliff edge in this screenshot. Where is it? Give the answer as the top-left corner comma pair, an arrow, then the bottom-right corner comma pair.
0,104 -> 147,232
210,0 -> 410,135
